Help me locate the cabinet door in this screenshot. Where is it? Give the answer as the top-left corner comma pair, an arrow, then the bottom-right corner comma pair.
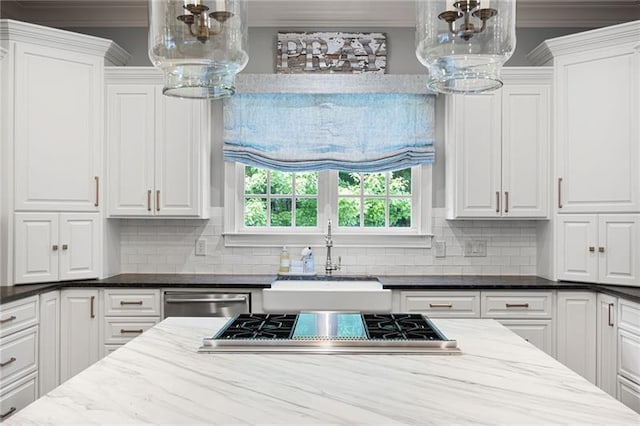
60,290 -> 100,383
14,43 -> 101,211
557,215 -> 598,282
556,47 -> 639,213
596,293 -> 617,397
14,213 -> 59,284
501,84 -> 549,218
446,92 -> 502,218
59,213 -> 100,280
154,90 -> 207,217
498,319 -> 554,356
556,291 -> 597,384
107,85 -> 155,216
598,215 -> 640,285
39,291 -> 60,396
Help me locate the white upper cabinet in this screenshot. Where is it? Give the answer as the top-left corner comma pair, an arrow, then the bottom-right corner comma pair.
106,68 -> 210,218
0,21 -> 128,212
445,68 -> 551,219
529,21 -> 640,214
13,43 -> 101,212
557,214 -> 639,286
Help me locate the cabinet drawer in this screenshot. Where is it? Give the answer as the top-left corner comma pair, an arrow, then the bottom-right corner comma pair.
618,375 -> 640,414
103,317 -> 160,345
401,292 -> 480,318
103,289 -> 161,316
0,372 -> 37,422
0,327 -> 38,386
481,292 -> 553,318
619,329 -> 640,384
0,297 -> 38,338
619,299 -> 640,335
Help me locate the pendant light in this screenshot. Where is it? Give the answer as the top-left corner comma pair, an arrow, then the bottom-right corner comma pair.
415,0 -> 516,94
148,0 -> 248,99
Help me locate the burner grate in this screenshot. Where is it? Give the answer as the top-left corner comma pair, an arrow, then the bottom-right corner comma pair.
215,313 -> 298,340
362,313 -> 444,340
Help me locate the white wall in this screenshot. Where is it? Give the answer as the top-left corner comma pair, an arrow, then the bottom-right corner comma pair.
120,208 -> 537,275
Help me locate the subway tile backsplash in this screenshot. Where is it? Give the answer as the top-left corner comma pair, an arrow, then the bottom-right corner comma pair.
119,208 -> 537,275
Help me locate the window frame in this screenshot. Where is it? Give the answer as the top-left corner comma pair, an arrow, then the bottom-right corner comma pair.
224,162 -> 433,248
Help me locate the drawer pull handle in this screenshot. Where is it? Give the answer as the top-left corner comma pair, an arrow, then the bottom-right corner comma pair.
120,301 -> 143,306
429,303 -> 453,308
608,303 -> 614,327
94,176 -> 100,207
0,315 -> 16,324
121,329 -> 144,334
0,357 -> 16,367
506,303 -> 529,308
0,407 -> 16,419
558,177 -> 563,208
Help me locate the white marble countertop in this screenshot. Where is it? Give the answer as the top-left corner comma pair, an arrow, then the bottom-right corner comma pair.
7,318 -> 640,425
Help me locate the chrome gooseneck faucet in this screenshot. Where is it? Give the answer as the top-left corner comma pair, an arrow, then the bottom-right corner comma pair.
325,219 -> 341,275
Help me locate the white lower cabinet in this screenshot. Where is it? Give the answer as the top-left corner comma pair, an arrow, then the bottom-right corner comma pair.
0,296 -> 39,421
496,319 -> 554,355
14,212 -> 101,284
0,372 -> 38,422
556,291 -> 597,384
101,289 -> 161,357
618,298 -> 640,413
482,291 -> 554,356
38,291 -> 60,397
596,293 -> 617,397
399,291 -> 480,318
60,290 -> 100,383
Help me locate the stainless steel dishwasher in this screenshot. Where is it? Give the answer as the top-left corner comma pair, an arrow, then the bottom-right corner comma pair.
163,291 -> 251,318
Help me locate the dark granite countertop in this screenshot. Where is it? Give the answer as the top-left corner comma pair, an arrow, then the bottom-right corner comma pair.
2,274 -> 639,305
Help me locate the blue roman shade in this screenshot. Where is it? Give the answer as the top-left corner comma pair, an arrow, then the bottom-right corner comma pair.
223,93 -> 435,172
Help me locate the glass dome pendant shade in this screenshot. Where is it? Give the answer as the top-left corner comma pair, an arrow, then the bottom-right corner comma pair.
148,0 -> 248,99
415,0 -> 516,94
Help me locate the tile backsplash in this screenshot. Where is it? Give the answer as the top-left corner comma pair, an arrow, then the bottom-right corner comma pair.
119,208 -> 537,275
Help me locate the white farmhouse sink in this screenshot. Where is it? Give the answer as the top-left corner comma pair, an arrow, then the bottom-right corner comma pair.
262,277 -> 392,313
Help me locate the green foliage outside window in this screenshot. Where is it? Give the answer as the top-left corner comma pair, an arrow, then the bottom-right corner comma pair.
244,166 -> 412,229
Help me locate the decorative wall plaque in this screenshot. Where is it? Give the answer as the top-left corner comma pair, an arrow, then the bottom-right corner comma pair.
277,32 -> 387,74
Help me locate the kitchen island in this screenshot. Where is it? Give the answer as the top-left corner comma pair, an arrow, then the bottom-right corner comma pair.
6,318 -> 640,425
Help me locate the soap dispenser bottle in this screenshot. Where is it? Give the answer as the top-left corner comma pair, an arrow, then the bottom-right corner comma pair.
279,246 -> 290,273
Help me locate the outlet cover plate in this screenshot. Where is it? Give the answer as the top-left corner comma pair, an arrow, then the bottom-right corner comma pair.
195,239 -> 207,256
464,240 -> 487,257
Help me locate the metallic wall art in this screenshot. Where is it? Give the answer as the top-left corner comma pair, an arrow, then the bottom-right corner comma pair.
277,32 -> 386,74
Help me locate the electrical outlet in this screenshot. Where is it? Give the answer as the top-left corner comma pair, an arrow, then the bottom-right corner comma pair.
434,240 -> 446,258
195,239 -> 207,256
464,239 -> 487,257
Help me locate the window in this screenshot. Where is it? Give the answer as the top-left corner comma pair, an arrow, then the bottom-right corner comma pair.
244,167 -> 318,228
224,163 -> 432,247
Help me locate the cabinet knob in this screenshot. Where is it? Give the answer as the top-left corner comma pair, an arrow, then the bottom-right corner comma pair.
62,244 -> 68,250
588,246 -> 595,252
598,247 -> 605,253
52,245 -> 58,251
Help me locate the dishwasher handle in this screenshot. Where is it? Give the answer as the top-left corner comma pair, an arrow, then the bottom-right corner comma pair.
165,297 -> 248,304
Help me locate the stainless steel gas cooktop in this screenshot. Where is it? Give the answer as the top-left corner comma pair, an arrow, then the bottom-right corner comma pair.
199,312 -> 460,354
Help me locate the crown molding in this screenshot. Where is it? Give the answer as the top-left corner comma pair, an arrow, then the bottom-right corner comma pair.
501,66 -> 553,84
0,0 -> 637,29
528,20 -> 640,65
0,19 -> 130,64
105,66 -> 163,84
